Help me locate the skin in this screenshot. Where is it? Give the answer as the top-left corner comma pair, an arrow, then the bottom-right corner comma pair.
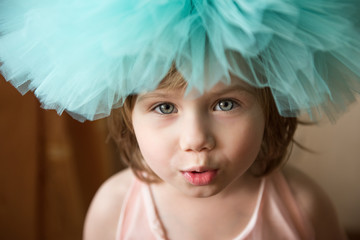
131,80 -> 265,199
83,80 -> 347,240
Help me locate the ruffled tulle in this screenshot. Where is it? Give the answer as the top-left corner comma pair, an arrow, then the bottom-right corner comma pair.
0,0 -> 359,121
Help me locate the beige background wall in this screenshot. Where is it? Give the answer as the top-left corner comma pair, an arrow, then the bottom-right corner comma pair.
289,101 -> 360,234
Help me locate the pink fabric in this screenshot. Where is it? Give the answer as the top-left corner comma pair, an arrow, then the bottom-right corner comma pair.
116,171 -> 315,240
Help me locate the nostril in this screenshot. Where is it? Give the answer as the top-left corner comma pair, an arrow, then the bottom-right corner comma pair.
180,135 -> 215,152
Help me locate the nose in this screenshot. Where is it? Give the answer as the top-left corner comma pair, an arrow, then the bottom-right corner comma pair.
179,111 -> 215,152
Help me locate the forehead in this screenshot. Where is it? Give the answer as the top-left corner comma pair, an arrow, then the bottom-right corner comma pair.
201,77 -> 255,95
140,75 -> 256,100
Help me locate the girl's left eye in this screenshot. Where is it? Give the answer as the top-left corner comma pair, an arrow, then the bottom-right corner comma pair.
214,99 -> 238,111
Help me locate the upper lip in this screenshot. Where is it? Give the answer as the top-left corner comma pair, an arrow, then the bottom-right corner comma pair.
181,166 -> 218,173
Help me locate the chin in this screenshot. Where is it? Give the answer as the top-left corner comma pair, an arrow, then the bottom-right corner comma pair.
178,184 -> 225,198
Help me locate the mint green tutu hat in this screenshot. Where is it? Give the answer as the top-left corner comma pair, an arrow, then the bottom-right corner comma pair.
1,0 -> 360,121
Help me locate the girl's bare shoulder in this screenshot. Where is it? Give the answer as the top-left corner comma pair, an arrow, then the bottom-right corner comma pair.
83,168 -> 134,240
282,166 -> 347,240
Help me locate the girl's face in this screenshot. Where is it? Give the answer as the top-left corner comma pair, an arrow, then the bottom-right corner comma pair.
132,79 -> 265,198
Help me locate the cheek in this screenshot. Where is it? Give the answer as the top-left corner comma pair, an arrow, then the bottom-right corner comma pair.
133,124 -> 155,159
134,126 -> 177,181
132,120 -> 173,166
232,130 -> 262,157
241,127 -> 263,159
220,117 -> 265,164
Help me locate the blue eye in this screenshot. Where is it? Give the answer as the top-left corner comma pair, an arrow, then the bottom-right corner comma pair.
154,103 -> 176,114
214,99 -> 236,111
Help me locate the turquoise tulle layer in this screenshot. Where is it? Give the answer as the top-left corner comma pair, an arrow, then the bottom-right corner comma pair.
0,0 -> 360,121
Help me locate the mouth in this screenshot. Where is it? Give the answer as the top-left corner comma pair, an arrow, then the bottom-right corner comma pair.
180,168 -> 218,186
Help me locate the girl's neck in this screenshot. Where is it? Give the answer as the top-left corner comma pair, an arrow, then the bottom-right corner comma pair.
149,173 -> 263,240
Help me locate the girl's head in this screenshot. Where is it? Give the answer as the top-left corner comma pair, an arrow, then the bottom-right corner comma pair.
109,66 -> 298,184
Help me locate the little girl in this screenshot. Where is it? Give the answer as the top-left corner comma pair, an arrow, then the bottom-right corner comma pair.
0,0 -> 359,239
84,68 -> 347,240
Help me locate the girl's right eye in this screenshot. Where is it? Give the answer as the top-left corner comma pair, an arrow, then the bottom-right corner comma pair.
153,103 -> 177,114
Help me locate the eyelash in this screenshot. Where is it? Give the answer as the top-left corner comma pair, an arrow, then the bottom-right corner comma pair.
213,99 -> 240,112
152,102 -> 178,114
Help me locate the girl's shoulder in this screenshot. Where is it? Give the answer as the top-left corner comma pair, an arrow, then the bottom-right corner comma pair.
282,166 -> 347,240
83,168 -> 134,240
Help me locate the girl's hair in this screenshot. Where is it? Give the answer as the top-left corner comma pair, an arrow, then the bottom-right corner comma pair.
108,67 -> 298,182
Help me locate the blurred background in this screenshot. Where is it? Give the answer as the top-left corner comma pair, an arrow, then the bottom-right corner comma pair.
289,101 -> 360,239
1,74 -> 359,240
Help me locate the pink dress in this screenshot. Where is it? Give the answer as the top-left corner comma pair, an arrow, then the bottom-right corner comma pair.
115,171 -> 315,240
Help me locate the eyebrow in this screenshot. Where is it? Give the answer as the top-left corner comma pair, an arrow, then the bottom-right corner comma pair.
207,84 -> 256,96
136,91 -> 178,103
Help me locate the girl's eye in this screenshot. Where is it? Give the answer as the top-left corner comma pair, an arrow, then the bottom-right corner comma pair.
214,99 -> 237,111
154,103 -> 177,114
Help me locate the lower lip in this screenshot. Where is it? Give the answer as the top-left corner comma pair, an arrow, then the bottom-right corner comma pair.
181,170 -> 218,186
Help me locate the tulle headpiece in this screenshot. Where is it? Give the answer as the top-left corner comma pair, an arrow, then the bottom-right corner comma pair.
1,0 -> 360,121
